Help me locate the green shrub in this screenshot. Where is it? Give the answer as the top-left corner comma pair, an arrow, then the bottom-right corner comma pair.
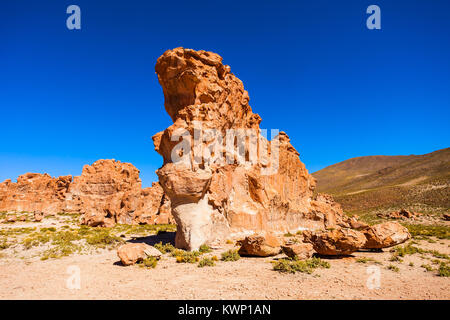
404,224 -> 450,240
421,264 -> 433,272
272,257 -> 330,274
199,244 -> 212,253
387,264 -> 399,272
22,233 -> 51,249
0,240 -> 10,250
221,249 -> 240,262
154,242 -> 176,254
84,230 -> 123,248
356,257 -> 375,263
174,250 -> 201,263
389,255 -> 403,262
429,250 -> 449,260
394,243 -> 425,257
40,244 -> 81,260
198,257 -> 216,268
139,256 -> 158,269
438,263 -> 450,277
23,226 -> 124,259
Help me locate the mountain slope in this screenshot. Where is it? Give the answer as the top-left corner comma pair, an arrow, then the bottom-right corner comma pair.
312,148 -> 450,215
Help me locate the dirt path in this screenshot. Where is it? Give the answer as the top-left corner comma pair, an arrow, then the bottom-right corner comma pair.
1,240 -> 449,300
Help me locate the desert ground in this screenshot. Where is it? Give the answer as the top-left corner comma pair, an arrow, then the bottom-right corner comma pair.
1,212 -> 448,300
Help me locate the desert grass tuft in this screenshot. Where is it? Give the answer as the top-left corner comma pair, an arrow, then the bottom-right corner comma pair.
438,262 -> 450,277
198,244 -> 212,253
154,242 -> 176,254
272,257 -> 330,274
421,264 -> 433,272
403,224 -> 450,240
198,257 -> 216,268
387,264 -> 399,272
221,249 -> 240,262
138,256 -> 158,269
173,249 -> 201,263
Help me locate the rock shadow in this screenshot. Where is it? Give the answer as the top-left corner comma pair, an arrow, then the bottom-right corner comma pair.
127,231 -> 176,246
314,253 -> 356,260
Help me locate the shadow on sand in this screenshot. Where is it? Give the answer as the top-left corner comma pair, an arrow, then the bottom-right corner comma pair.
127,231 -> 176,246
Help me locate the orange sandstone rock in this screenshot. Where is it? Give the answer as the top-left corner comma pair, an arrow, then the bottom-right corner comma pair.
0,173 -> 72,215
152,48 -> 353,250
362,221 -> 411,249
68,159 -> 174,227
117,243 -> 162,266
0,160 -> 173,227
281,243 -> 315,260
238,234 -> 282,257
304,228 -> 367,256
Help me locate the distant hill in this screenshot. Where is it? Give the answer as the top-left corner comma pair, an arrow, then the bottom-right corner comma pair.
312,148 -> 450,216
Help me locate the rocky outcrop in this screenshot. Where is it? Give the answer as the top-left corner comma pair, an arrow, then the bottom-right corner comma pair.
0,160 -> 173,227
304,228 -> 367,256
67,160 -> 142,227
67,160 -> 174,227
134,182 -> 173,225
238,234 -> 281,257
117,243 -> 162,266
362,221 -> 411,249
152,47 -> 353,250
0,173 -> 72,215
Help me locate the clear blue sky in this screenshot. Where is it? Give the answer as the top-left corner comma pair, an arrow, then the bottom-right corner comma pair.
1,0 -> 449,187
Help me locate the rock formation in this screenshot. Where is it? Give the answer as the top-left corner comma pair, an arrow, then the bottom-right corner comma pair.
68,160 -> 174,227
0,173 -> 72,215
152,47 -> 352,250
135,182 -> 173,225
67,159 -> 142,227
0,160 -> 173,227
362,221 -> 411,249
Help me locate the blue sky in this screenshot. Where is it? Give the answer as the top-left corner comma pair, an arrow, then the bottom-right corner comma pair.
1,0 -> 449,187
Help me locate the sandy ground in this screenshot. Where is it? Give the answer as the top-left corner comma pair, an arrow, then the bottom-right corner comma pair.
1,230 -> 449,300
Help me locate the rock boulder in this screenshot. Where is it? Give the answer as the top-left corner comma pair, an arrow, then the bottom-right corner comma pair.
304,228 -> 367,256
281,243 -> 315,260
362,221 -> 411,249
117,243 -> 162,266
238,234 -> 281,257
